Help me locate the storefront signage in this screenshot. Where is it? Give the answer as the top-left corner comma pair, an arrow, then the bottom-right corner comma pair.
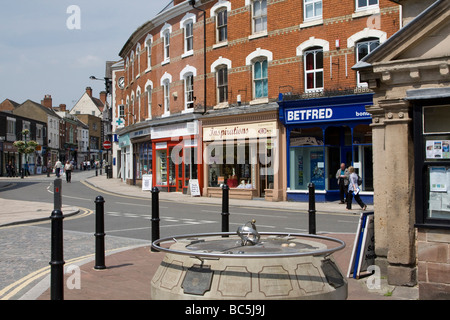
118,134 -> 131,148
203,121 -> 277,141
284,105 -> 371,124
151,121 -> 198,139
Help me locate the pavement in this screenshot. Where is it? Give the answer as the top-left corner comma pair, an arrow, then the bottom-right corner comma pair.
0,174 -> 419,301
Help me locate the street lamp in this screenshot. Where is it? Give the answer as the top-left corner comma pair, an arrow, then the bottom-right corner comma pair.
189,0 -> 207,115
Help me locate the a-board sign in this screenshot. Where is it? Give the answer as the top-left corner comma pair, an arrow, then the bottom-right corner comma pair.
142,174 -> 152,191
347,212 -> 375,279
189,179 -> 200,197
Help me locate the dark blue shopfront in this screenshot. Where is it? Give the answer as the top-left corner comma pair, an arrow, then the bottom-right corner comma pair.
278,93 -> 374,203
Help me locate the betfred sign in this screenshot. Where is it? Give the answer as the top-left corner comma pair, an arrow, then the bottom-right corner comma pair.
284,104 -> 371,124
103,141 -> 112,149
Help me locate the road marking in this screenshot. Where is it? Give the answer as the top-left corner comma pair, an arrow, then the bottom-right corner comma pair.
201,209 -> 288,219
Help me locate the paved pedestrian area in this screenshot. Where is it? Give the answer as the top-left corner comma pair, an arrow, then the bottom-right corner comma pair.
0,175 -> 419,300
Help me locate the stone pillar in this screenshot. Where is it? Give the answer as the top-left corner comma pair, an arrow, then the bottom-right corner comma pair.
380,99 -> 417,286
366,104 -> 389,272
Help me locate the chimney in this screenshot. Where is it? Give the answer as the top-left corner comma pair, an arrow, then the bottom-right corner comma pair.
59,104 -> 66,111
86,87 -> 93,97
41,94 -> 53,108
100,91 -> 107,104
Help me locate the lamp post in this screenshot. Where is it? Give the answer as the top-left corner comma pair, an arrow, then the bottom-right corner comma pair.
189,0 -> 207,114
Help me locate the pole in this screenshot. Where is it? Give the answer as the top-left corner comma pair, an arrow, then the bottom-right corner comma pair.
94,196 -> 106,269
308,182 -> 316,235
151,187 -> 160,252
54,178 -> 62,211
50,208 -> 64,300
221,184 -> 230,237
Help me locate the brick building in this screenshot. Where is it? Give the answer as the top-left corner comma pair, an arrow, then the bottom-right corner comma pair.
112,0 -> 400,200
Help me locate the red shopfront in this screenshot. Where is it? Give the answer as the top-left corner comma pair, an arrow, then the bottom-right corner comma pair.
151,120 -> 202,194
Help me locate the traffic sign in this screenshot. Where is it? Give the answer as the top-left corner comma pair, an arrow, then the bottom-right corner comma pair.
103,141 -> 112,149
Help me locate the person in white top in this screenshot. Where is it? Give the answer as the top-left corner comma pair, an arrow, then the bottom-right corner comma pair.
64,160 -> 73,183
346,166 -> 367,211
54,160 -> 62,177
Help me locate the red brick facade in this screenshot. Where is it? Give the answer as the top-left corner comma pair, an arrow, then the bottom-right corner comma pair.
115,0 -> 400,126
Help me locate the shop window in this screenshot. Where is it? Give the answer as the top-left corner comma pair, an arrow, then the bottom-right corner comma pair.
415,104 -> 450,226
207,141 -> 256,189
156,148 -> 167,185
304,47 -> 323,92
289,127 -> 324,190
353,124 -> 373,191
252,0 -> 267,34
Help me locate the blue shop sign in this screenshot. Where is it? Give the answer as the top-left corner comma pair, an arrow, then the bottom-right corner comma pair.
284,104 -> 371,125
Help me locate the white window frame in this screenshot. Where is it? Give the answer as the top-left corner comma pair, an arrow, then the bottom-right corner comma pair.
145,80 -> 153,120
253,58 -> 268,100
216,8 -> 228,44
356,38 -> 380,87
136,87 -> 142,122
161,72 -> 172,117
304,47 -> 324,92
211,1 -> 230,47
145,34 -> 153,72
180,13 -> 196,58
355,0 -> 379,11
303,0 -> 322,21
135,44 -> 141,79
252,0 -> 267,35
216,65 -> 228,104
160,23 -> 172,65
119,105 -> 125,118
180,65 -> 197,113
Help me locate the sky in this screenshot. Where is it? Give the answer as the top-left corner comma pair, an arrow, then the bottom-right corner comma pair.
0,0 -> 171,109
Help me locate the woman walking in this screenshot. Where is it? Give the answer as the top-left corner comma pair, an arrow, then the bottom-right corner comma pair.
346,166 -> 367,211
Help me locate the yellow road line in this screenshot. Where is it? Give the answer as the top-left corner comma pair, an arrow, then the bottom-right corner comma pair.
0,246 -> 140,300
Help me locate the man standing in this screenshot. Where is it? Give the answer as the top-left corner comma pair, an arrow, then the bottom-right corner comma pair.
64,160 -> 73,183
336,163 -> 349,204
54,159 -> 62,178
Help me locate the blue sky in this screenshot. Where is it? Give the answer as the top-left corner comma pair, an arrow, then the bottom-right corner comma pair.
0,0 -> 169,108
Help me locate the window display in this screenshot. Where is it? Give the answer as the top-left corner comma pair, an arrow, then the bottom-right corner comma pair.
207,141 -> 256,189
156,149 -> 167,185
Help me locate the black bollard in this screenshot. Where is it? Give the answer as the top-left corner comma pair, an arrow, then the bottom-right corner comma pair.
221,184 -> 230,237
308,182 -> 316,235
50,209 -> 64,300
95,167 -> 98,176
54,178 -> 62,211
94,196 -> 106,269
151,187 -> 160,252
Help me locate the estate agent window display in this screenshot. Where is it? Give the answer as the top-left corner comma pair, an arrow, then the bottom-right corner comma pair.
414,102 -> 450,228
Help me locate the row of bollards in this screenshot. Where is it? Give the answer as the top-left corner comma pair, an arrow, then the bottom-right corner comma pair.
50,180 -> 317,299
50,178 -> 106,300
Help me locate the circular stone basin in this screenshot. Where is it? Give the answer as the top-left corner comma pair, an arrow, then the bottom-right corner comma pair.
151,232 -> 347,300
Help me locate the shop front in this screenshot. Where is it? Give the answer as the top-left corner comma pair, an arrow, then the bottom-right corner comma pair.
278,93 -> 374,203
151,120 -> 202,194
202,109 -> 284,201
130,127 -> 151,186
118,133 -> 132,184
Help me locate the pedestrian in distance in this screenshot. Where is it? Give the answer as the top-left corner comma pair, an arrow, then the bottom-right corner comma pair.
335,163 -> 349,204
64,160 -> 73,183
346,166 -> 367,211
54,159 -> 62,178
6,161 -> 12,177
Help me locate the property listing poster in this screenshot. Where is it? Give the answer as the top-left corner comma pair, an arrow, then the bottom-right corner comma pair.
429,166 -> 450,216
426,140 -> 450,159
310,151 -> 325,190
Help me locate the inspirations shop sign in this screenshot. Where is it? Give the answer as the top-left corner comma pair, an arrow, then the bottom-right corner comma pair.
203,122 -> 277,141
284,104 -> 371,125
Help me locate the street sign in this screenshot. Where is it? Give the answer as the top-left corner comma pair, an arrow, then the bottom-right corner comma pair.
103,141 -> 112,150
